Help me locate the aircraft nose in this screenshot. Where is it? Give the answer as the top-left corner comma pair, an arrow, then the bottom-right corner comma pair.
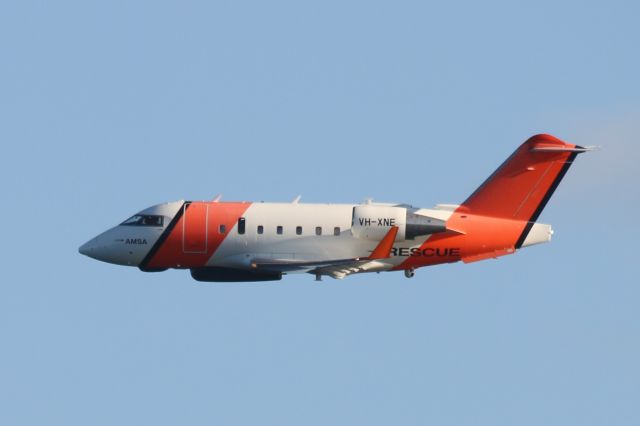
79,242 -> 89,256
79,227 -> 153,266
78,233 -> 123,264
78,236 -> 101,259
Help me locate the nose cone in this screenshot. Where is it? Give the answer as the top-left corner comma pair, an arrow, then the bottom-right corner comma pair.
78,236 -> 106,261
79,226 -> 160,267
78,230 -> 137,265
78,242 -> 89,256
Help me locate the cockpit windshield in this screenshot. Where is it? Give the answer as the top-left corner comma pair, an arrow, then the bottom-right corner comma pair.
120,215 -> 164,227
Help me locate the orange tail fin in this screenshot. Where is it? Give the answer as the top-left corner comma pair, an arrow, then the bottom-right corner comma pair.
462,134 -> 587,245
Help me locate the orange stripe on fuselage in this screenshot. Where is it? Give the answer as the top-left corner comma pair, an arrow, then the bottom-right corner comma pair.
145,202 -> 251,269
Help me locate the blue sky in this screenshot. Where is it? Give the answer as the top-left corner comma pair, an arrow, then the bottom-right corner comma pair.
1,1 -> 638,425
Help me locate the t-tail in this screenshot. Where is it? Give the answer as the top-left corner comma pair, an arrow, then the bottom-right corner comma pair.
461,134 -> 592,248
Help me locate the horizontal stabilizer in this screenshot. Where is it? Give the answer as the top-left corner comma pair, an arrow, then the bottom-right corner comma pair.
530,145 -> 595,153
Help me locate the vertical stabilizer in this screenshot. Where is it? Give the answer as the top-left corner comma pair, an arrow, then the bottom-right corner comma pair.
461,134 -> 588,248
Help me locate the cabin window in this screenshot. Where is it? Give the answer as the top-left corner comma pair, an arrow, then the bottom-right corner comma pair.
238,218 -> 246,234
296,226 -> 302,235
334,226 -> 340,236
277,226 -> 283,235
219,224 -> 226,234
257,225 -> 264,234
315,226 -> 322,236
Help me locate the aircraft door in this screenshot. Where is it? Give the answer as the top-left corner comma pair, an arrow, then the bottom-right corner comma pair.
182,202 -> 209,253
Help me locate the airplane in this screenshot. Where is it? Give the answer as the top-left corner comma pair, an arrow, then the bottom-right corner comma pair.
79,134 -> 592,282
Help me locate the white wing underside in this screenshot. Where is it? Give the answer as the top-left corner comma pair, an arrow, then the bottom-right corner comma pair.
313,259 -> 392,279
251,258 -> 393,279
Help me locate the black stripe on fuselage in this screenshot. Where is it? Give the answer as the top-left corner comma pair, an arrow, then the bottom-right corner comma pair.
139,201 -> 189,271
514,152 -> 579,249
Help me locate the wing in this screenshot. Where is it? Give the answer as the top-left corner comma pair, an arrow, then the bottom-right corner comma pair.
311,259 -> 392,279
249,226 -> 399,279
249,257 -> 365,273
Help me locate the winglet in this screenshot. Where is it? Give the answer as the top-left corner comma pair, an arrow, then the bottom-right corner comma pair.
368,226 -> 399,260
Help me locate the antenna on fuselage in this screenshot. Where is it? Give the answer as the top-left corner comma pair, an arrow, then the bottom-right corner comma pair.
292,195 -> 302,204
212,194 -> 222,202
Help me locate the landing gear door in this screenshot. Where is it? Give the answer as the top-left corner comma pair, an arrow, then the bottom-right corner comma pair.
182,202 -> 208,253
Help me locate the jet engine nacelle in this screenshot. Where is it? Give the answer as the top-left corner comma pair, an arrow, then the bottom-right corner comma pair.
351,205 -> 448,241
352,205 -> 407,240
